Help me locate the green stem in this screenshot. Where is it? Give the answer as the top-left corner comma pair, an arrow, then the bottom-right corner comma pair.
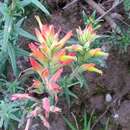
70,65 -> 80,80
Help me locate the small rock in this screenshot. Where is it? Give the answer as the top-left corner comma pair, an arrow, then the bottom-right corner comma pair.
105,93 -> 112,102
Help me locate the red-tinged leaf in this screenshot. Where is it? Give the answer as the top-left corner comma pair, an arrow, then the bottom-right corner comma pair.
42,97 -> 50,112
50,68 -> 63,82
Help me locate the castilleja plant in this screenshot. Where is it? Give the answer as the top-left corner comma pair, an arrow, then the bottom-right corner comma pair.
68,24 -> 108,81
11,17 -> 108,130
11,16 -> 77,130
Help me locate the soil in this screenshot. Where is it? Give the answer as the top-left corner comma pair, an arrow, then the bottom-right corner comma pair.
19,0 -> 130,130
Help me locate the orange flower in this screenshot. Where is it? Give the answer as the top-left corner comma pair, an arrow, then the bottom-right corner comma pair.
35,16 -> 72,50
30,58 -> 43,71
30,58 -> 49,78
54,49 -> 77,65
52,31 -> 73,50
76,24 -> 99,45
29,43 -> 47,62
30,58 -> 43,72
59,52 -> 77,65
32,80 -> 41,88
41,68 -> 49,79
88,48 -> 109,57
80,63 -> 102,75
45,68 -> 63,99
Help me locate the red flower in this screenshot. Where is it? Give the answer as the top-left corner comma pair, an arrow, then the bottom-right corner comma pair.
29,43 -> 47,62
30,58 -> 43,72
45,68 -> 63,101
32,80 -> 41,88
54,49 -> 77,65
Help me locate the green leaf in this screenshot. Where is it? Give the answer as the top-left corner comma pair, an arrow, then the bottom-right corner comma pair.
7,43 -> 18,76
15,47 -> 29,57
10,114 -> 20,122
82,10 -> 88,25
31,0 -> 50,16
0,2 -> 8,15
0,51 -> 8,72
2,16 -> 13,52
16,17 -> 26,27
0,118 -> 4,128
83,111 -> 87,129
63,117 -> 76,130
68,90 -> 78,99
17,27 -> 37,41
20,0 -> 32,7
124,0 -> 130,11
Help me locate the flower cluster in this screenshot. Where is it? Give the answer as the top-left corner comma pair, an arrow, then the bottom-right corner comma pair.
75,24 -> 108,75
11,16 -> 108,129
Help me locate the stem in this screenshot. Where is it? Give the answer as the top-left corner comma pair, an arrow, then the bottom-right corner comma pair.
84,0 -> 120,32
70,66 -> 80,80
71,112 -> 79,130
24,118 -> 32,130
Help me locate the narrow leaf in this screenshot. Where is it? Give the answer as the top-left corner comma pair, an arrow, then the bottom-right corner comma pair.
31,0 -> 50,16
8,43 -> 18,76
17,27 -> 37,41
2,16 -> 13,52
63,117 -> 76,130
15,47 -> 29,57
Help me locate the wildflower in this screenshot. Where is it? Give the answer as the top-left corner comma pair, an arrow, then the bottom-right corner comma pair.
30,58 -> 49,78
42,97 -> 61,116
32,80 -> 42,88
52,31 -> 73,50
43,68 -> 63,102
65,44 -> 83,52
41,68 -> 49,79
42,97 -> 61,127
76,24 -> 99,45
29,58 -> 43,73
80,63 -> 102,75
50,68 -> 63,82
29,43 -> 47,62
42,97 -> 50,118
54,49 -> 77,65
11,93 -> 31,101
46,68 -> 63,94
50,105 -> 61,112
30,16 -> 74,70
35,16 -> 73,51
31,107 -> 41,117
88,48 -> 108,57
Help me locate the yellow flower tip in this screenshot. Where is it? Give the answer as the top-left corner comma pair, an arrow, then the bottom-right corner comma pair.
35,28 -> 45,43
89,48 -> 109,57
80,63 -> 103,75
60,55 -> 77,62
35,15 -> 43,31
66,45 -> 83,52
